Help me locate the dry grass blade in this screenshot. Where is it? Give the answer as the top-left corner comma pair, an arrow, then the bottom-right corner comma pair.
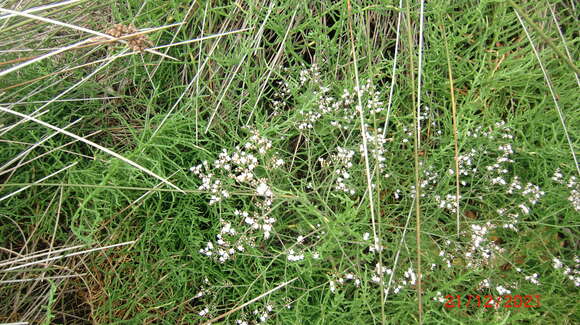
346,0 -> 384,321
0,97 -> 121,105
0,7 -> 178,73
0,20 -> 184,79
440,22 -> 461,235
0,244 -> 86,268
384,198 -> 415,300
0,38 -> 95,78
0,118 -> 82,173
150,23 -> 251,140
204,20 -> 269,134
0,130 -> 102,177
0,161 -> 77,202
0,48 -> 127,128
0,273 -> 87,284
246,6 -> 295,125
514,10 -> 580,176
0,0 -> 85,20
2,240 -> 135,272
381,0 -> 403,139
548,4 -> 580,88
147,0 -> 198,79
203,277 -> 297,324
0,106 -> 184,192
149,27 -> 253,51
508,0 -> 580,75
415,0 -> 425,320
0,49 -> 141,92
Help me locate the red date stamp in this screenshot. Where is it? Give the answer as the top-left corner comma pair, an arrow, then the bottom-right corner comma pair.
444,294 -> 541,309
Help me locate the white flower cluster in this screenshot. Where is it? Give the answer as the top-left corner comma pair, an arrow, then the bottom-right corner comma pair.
287,249 -> 305,262
191,128 -> 280,207
362,232 -> 384,253
198,307 -> 209,317
569,187 -> 580,212
192,129 -> 285,263
437,123 -> 546,230
401,126 -> 413,144
454,122 -> 514,187
552,169 -> 580,211
448,148 -> 478,179
419,106 -> 444,135
199,218 -> 252,263
403,266 -> 418,286
475,279 -> 516,299
286,234 -> 320,262
253,303 -> 274,323
466,222 -> 504,267
329,272 -> 361,293
553,257 -> 580,286
294,70 -> 385,131
418,105 -> 430,122
191,161 -> 230,205
497,207 -> 520,232
299,63 -> 321,86
520,182 -> 544,205
393,189 -> 402,200
495,285 -> 511,295
552,168 -> 564,183
324,146 -> 356,195
240,209 -> 276,240
488,143 -> 514,186
438,241 -> 454,269
434,194 -> 461,213
479,278 -> 490,289
360,127 -> 389,172
234,303 -> 277,324
270,80 -> 291,117
411,164 -> 440,199
367,261 -> 420,296
438,223 -> 504,271
371,263 -> 393,284
383,266 -> 416,295
436,125 -> 514,215
367,88 -> 384,114
524,273 -> 540,285
496,176 -> 544,224
298,83 -> 358,130
433,291 -> 446,303
193,277 -> 211,299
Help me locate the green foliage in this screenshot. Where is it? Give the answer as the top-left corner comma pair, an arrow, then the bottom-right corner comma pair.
1,0 -> 578,324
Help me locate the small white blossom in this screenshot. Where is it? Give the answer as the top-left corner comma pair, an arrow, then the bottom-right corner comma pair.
256,182 -> 273,197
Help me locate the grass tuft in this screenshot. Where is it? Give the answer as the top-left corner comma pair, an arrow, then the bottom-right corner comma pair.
1,0 -> 578,323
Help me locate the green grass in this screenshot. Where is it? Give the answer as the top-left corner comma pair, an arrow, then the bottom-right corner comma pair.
1,0 -> 579,324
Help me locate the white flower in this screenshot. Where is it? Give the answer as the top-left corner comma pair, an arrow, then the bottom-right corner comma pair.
256,182 -> 273,197
496,285 -> 511,295
198,307 -> 209,316
525,273 -> 540,285
329,280 -> 336,293
433,291 -> 445,303
553,258 -> 563,269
